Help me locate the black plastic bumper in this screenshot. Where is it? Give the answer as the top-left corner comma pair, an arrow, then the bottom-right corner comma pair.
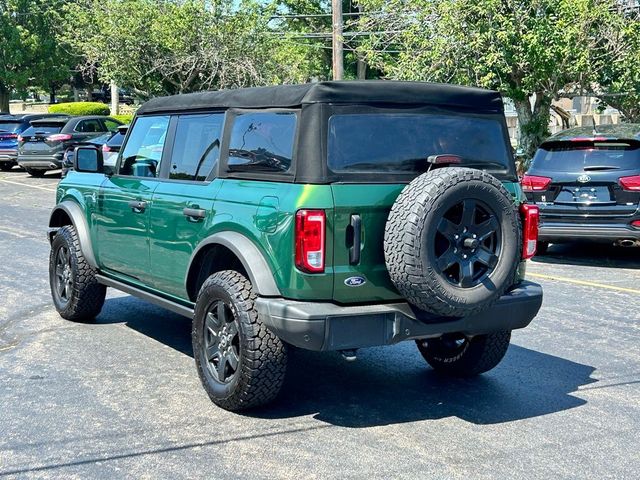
255,280 -> 543,351
539,222 -> 640,243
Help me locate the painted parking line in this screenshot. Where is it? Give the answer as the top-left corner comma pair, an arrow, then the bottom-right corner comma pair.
0,178 -> 57,192
527,272 -> 640,295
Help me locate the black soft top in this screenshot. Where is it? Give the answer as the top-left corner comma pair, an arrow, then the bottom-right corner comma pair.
137,81 -> 504,115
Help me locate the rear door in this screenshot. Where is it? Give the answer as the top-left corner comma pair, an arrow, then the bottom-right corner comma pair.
149,112 -> 225,298
525,141 -> 640,220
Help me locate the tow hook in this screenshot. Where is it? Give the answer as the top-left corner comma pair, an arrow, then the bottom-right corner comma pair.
340,349 -> 358,362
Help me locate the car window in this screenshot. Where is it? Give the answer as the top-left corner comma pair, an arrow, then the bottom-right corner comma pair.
531,144 -> 640,172
0,121 -> 24,133
107,132 -> 125,148
118,116 -> 169,177
227,112 -> 296,173
103,119 -> 121,132
169,113 -> 225,181
76,119 -> 105,133
327,114 -> 511,173
22,124 -> 63,135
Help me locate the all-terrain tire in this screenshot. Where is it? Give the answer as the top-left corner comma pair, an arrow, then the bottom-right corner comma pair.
384,167 -> 521,317
416,330 -> 511,377
49,225 -> 106,321
193,270 -> 287,411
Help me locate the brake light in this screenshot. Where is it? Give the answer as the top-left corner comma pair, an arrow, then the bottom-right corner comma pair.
521,174 -> 552,192
102,144 -> 112,152
46,133 -> 72,142
1,133 -> 17,139
295,209 -> 325,273
631,220 -> 640,228
619,175 -> 640,191
17,135 -> 23,142
520,203 -> 539,259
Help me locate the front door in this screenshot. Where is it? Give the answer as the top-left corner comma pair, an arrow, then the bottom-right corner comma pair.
95,115 -> 170,285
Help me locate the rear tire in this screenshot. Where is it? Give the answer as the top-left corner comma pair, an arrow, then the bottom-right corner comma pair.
26,168 -> 46,177
416,330 -> 511,377
0,163 -> 13,171
193,270 -> 287,411
49,225 -> 106,321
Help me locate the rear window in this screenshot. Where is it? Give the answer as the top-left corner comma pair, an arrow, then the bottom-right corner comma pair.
531,143 -> 640,172
0,122 -> 24,133
106,131 -> 125,147
22,125 -> 63,136
328,114 -> 511,173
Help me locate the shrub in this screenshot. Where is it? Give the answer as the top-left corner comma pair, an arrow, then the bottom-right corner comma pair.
49,102 -> 110,116
111,114 -> 134,124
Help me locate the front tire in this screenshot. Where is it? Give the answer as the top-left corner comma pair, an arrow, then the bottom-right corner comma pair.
49,225 -> 106,321
416,330 -> 511,377
193,270 -> 287,411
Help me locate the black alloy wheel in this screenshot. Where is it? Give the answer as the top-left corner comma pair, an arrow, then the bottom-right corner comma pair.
52,245 -> 73,307
434,198 -> 501,288
202,300 -> 240,384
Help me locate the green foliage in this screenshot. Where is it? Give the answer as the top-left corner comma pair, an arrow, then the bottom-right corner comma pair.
49,102 -> 111,116
110,114 -> 134,124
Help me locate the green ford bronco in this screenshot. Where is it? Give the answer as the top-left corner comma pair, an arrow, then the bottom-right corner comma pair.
48,81 -> 543,411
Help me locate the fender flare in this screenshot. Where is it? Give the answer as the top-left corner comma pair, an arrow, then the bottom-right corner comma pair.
186,231 -> 281,297
48,201 -> 98,269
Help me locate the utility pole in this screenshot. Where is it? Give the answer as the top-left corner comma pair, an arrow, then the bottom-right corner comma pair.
110,81 -> 119,116
331,0 -> 344,80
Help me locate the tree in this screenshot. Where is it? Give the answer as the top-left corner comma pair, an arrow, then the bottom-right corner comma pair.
0,0 -> 74,111
357,0 -> 616,158
61,0 -> 325,98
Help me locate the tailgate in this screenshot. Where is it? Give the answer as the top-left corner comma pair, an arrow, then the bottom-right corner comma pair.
331,184 -> 405,303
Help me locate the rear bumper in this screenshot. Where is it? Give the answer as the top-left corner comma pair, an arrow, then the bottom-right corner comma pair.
539,222 -> 640,243
255,280 -> 543,351
17,155 -> 62,170
0,150 -> 17,163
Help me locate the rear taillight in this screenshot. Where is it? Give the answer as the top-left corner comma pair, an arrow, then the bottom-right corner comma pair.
521,174 -> 552,192
295,209 -> 325,273
520,203 -> 539,259
46,133 -> 72,142
1,133 -> 18,139
619,175 -> 640,191
102,144 -> 112,152
631,220 -> 640,228
17,135 -> 23,143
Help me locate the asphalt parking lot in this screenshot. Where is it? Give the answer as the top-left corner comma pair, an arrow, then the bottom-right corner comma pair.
0,169 -> 639,479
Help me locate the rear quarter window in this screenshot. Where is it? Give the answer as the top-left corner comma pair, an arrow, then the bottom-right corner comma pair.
226,112 -> 296,173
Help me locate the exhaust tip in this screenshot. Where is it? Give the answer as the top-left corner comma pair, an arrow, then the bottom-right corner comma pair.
614,239 -> 640,247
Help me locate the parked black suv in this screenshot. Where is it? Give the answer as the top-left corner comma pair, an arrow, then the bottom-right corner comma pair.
17,115 -> 122,176
523,124 -> 640,253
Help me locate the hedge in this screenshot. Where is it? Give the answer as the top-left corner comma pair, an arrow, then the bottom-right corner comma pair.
49,102 -> 110,116
111,114 -> 134,124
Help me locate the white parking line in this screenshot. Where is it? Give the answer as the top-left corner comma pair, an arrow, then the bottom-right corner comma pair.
0,178 -> 57,192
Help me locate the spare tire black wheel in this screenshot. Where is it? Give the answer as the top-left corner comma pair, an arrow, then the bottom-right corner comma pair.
385,167 -> 521,317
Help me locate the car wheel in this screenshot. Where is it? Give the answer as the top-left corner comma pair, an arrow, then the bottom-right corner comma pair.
193,270 -> 287,411
49,225 -> 106,321
25,168 -> 46,177
536,241 -> 549,256
385,167 -> 521,317
416,330 -> 511,377
0,163 -> 13,171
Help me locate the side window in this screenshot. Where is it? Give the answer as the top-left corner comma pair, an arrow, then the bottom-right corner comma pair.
76,119 -> 103,133
118,116 -> 169,177
103,119 -> 121,132
169,113 -> 224,181
227,112 -> 296,173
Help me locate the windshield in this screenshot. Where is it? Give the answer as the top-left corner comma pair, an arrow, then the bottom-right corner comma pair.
0,122 -> 24,133
531,143 -> 640,172
328,113 -> 511,174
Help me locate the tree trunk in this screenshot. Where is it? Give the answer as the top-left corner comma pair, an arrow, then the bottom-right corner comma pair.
110,81 -> 119,115
73,87 -> 80,102
357,56 -> 367,79
86,87 -> 93,101
50,85 -> 56,104
514,93 -> 552,165
0,83 -> 10,113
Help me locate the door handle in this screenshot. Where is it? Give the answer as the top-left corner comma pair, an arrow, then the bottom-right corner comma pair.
183,207 -> 206,221
128,200 -> 147,213
349,214 -> 361,265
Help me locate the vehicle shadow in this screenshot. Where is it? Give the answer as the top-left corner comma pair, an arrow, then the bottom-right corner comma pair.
99,296 -> 596,428
532,242 -> 640,269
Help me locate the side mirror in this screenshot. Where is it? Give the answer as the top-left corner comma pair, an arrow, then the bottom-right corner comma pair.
74,146 -> 104,173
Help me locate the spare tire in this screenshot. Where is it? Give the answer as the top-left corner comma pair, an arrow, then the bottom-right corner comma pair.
384,167 -> 521,318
